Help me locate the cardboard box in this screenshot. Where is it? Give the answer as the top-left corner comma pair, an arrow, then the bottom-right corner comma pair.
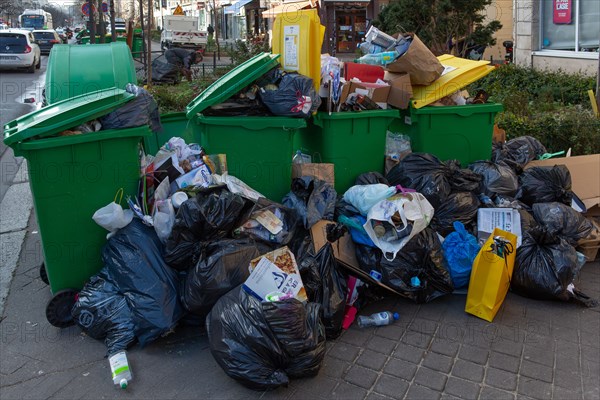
526,154 -> 600,214
340,81 -> 391,104
384,71 -> 413,109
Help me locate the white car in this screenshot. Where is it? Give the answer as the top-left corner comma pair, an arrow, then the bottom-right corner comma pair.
0,29 -> 41,73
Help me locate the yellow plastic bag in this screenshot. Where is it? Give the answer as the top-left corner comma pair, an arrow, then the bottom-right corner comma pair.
465,228 -> 517,322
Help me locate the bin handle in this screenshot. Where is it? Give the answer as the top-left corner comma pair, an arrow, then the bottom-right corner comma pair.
114,188 -> 124,205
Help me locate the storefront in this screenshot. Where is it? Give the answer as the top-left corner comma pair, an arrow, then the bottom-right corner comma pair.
320,0 -> 369,54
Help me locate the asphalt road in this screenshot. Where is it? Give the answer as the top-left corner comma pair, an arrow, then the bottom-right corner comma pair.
0,56 -> 46,203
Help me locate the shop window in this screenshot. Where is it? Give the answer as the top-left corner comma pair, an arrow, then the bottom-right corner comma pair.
541,0 -> 599,52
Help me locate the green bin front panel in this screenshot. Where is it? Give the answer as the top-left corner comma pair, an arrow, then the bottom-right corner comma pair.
390,103 -> 503,167
144,112 -> 199,156
196,116 -> 303,202
298,110 -> 398,194
16,127 -> 149,293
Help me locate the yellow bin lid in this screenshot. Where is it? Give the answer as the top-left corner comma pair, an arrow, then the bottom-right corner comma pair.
411,54 -> 496,109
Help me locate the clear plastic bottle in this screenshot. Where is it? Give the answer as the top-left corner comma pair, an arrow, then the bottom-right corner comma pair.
355,51 -> 399,66
109,351 -> 132,389
357,311 -> 400,328
292,150 -> 304,164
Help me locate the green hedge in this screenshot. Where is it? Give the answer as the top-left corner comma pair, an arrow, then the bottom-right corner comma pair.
469,64 -> 599,155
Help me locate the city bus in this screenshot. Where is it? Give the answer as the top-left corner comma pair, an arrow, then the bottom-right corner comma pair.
19,9 -> 53,30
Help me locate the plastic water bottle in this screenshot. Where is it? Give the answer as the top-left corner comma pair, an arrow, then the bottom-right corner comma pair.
355,51 -> 399,66
357,311 -> 400,328
109,351 -> 132,389
292,150 -> 304,164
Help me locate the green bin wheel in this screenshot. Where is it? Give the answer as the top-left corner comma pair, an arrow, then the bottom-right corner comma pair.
39,263 -> 49,285
46,289 -> 78,328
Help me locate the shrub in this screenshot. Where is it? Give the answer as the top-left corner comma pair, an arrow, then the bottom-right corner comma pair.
148,81 -> 212,114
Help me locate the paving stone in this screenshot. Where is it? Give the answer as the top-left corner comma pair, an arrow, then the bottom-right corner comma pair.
520,359 -> 553,383
583,377 -> 600,400
356,350 -> 388,371
366,335 -> 397,355
422,351 -> 454,373
344,365 -> 379,390
321,357 -> 351,379
340,328 -> 371,347
430,337 -> 460,358
524,333 -> 555,350
554,368 -> 583,390
488,352 -> 520,373
383,358 -> 417,381
517,378 -> 553,400
458,345 -> 489,365
553,385 -> 583,400
288,375 -> 338,399
451,359 -> 484,383
522,344 -> 555,367
479,386 -> 516,400
365,392 -> 392,400
374,325 -> 405,341
440,394 -> 462,400
330,381 -> 368,400
373,374 -> 409,400
414,367 -> 447,391
444,376 -> 481,400
401,331 -> 433,349
555,353 -> 581,373
491,338 -> 524,358
392,343 -> 425,364
408,318 -> 439,335
552,325 -> 580,343
405,383 -> 441,400
484,367 -> 518,391
329,342 -> 361,362
417,303 -> 447,321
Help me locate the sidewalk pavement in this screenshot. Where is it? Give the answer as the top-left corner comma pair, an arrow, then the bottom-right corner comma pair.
0,205 -> 599,399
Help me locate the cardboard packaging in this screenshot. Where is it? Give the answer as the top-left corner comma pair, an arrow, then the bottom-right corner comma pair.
384,71 -> 413,109
292,162 -> 335,186
384,33 -> 444,86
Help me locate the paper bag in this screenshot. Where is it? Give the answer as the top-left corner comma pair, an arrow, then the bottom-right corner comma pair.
465,228 -> 517,322
385,34 -> 444,86
292,163 -> 335,186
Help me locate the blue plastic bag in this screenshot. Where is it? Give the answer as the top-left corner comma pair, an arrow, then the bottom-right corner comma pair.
442,221 -> 480,289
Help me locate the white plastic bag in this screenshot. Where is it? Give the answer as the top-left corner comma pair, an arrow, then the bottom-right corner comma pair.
92,190 -> 134,239
153,199 -> 175,243
363,192 -> 434,261
342,184 -> 397,215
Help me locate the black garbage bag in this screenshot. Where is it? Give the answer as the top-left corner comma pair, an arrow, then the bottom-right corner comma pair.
445,159 -> 483,193
183,239 -> 261,316
101,219 -> 185,347
99,83 -> 162,133
297,243 -> 347,339
492,136 -> 547,172
282,177 -> 336,230
386,153 -> 451,208
517,165 -> 573,206
355,172 -> 389,186
512,228 -> 598,307
206,286 -> 326,391
335,197 -> 362,219
151,57 -> 180,83
430,192 -> 480,236
532,202 -> 593,244
259,73 -> 321,118
235,199 -> 299,247
469,161 -> 519,197
165,188 -> 247,270
355,228 -> 454,303
71,276 -> 136,355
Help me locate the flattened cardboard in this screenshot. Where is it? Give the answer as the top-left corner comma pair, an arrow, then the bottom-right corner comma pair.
292,163 -> 335,186
526,154 -> 600,213
384,71 -> 413,109
340,81 -> 391,104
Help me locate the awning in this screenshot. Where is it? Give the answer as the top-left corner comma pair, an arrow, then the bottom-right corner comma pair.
224,0 -> 254,15
262,0 -> 317,18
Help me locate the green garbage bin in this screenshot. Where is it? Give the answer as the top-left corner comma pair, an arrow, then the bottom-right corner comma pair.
389,103 -> 503,167
297,109 -> 399,194
186,53 -> 306,202
3,88 -> 150,328
144,112 -> 199,156
46,42 -> 136,104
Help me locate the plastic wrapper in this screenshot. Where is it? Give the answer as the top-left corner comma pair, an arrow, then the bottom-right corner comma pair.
532,202 -> 593,244
355,228 -> 454,303
259,73 -> 321,118
517,165 -> 573,206
297,244 -> 347,339
99,83 -> 162,132
71,276 -> 136,355
386,153 -> 451,208
469,161 -> 518,197
342,184 -> 396,216
206,287 -> 326,391
100,219 -> 185,347
512,228 -> 598,307
430,192 -> 480,237
235,200 -> 299,247
165,188 -> 248,270
282,177 -> 337,230
492,136 -> 547,172
355,172 -> 389,186
153,199 -> 176,243
182,238 -> 261,317
442,222 -> 480,289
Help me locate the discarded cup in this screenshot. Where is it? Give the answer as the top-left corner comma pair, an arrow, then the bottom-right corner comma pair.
171,192 -> 188,208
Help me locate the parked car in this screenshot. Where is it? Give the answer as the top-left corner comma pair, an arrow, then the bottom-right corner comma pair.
32,30 -> 62,54
55,28 -> 67,43
0,29 -> 41,73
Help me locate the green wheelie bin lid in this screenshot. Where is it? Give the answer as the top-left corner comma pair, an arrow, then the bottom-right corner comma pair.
185,52 -> 280,118
3,88 -> 135,147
